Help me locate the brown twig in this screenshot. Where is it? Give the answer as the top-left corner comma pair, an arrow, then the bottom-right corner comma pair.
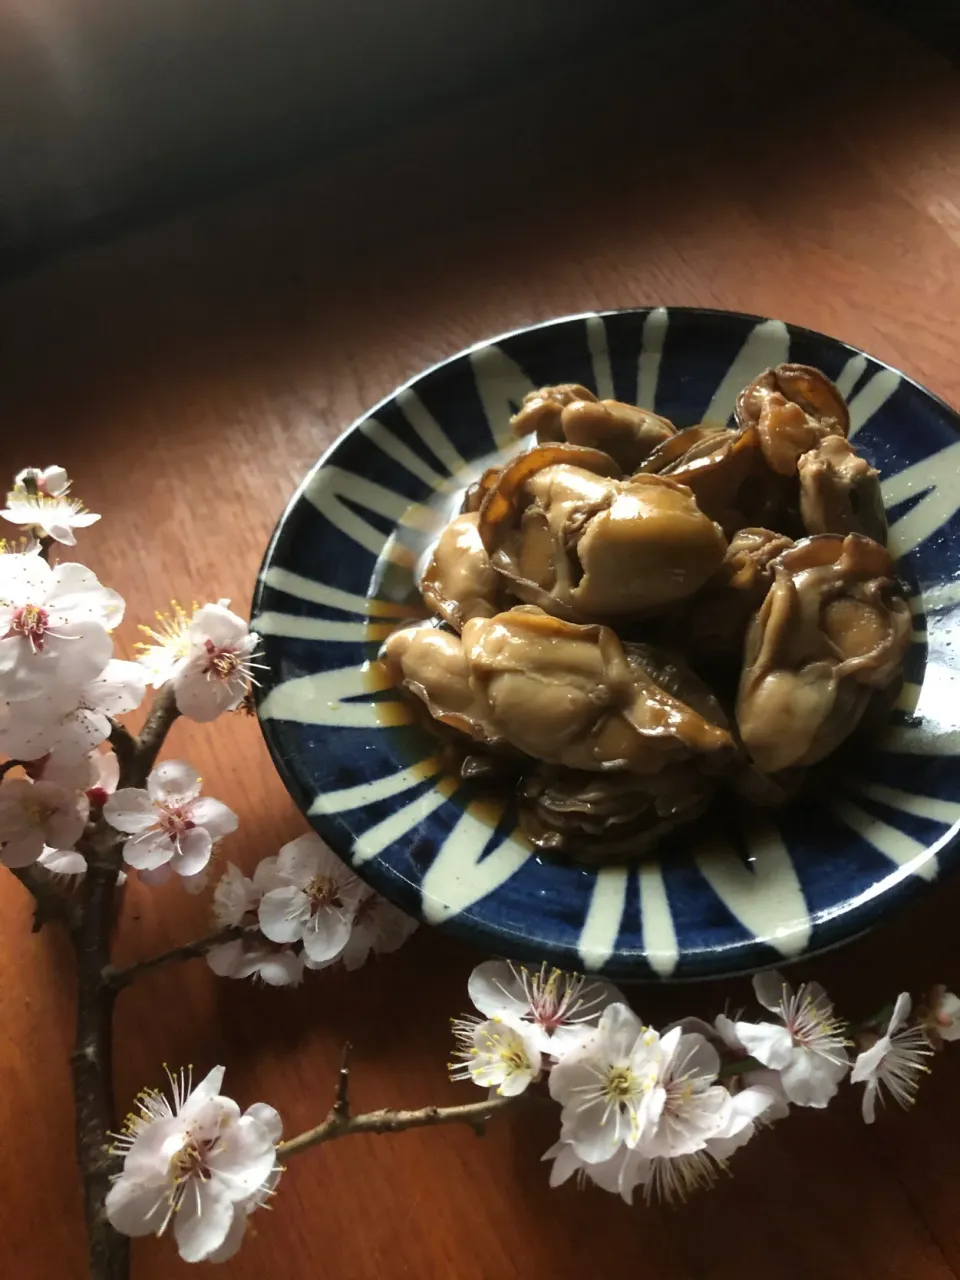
0,757 -> 26,779
102,924 -> 249,990
277,1052 -> 529,1159
107,720 -> 137,782
10,865 -> 82,935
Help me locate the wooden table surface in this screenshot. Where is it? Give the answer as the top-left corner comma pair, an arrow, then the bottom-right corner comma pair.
3,1 -> 960,1276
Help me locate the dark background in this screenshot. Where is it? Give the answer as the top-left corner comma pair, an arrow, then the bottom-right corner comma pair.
1,0 -> 956,277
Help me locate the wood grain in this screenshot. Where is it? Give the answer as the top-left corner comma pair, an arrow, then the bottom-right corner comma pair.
2,1 -> 960,1276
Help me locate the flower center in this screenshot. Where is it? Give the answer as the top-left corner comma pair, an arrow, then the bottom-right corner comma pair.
23,794 -> 57,825
498,1043 -> 529,1072
306,874 -> 340,909
605,1066 -> 636,1099
169,1138 -> 209,1184
9,603 -> 49,652
204,639 -> 243,680
159,804 -> 195,838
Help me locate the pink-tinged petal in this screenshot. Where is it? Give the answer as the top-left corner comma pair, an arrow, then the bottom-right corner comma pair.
734,1021 -> 794,1070
275,833 -> 324,886
174,1182 -> 235,1263
147,760 -> 201,805
105,1178 -> 170,1238
258,885 -> 312,943
468,959 -> 529,1022
188,796 -> 238,841
171,826 -> 213,877
600,1003 -> 645,1062
2,828 -> 45,867
122,828 -> 174,871
203,1205 -> 249,1265
189,602 -> 249,649
104,789 -> 158,834
752,970 -> 788,1014
174,663 -> 242,722
300,908 -> 353,964
207,1115 -> 277,1198
244,1102 -> 283,1145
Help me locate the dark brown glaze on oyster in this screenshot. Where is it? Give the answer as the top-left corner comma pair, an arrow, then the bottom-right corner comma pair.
736,363 -> 849,476
797,435 -> 887,544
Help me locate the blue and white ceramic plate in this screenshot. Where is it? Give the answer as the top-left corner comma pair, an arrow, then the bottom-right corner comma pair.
254,308 -> 960,981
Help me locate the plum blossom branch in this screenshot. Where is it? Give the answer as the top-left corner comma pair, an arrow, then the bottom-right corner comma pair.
102,924 -> 251,990
10,863 -> 82,935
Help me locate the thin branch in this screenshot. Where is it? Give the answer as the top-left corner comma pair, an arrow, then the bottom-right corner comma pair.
333,1044 -> 352,1120
278,1094 -> 525,1159
107,721 -> 137,782
102,925 -> 248,990
128,683 -> 179,787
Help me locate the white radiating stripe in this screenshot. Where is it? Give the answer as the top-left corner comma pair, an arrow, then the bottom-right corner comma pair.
578,866 -> 628,972
255,611 -> 392,643
636,307 -> 668,410
695,822 -> 811,957
882,439 -> 960,556
638,861 -> 678,977
261,566 -> 414,618
846,369 -> 901,438
469,344 -> 539,452
421,804 -> 531,924
586,314 -> 615,400
830,798 -> 939,881
909,581 -> 960,615
304,465 -> 434,557
704,320 -> 790,425
895,681 -> 923,713
850,780 -> 960,825
361,418 -> 452,491
259,665 -> 408,729
396,387 -> 467,475
353,785 -> 452,864
834,354 -> 868,400
881,723 -> 960,755
311,758 -> 441,816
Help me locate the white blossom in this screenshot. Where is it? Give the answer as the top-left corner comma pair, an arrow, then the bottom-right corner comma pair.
0,556 -> 123,701
257,833 -> 362,967
1,476 -> 100,546
104,760 -> 237,880
542,1139 -> 723,1206
0,659 -> 144,764
851,993 -> 934,1123
735,971 -> 850,1108
638,1028 -> 733,1158
548,1003 -> 661,1162
106,1065 -> 280,1264
468,960 -> 623,1058
0,776 -> 87,867
206,863 -> 304,987
36,845 -> 87,878
337,887 -> 417,970
712,1013 -> 790,1123
923,985 -> 960,1044
450,1018 -> 542,1095
137,600 -> 262,721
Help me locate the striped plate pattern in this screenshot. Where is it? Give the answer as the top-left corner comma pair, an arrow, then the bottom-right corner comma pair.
253,309 -> 960,980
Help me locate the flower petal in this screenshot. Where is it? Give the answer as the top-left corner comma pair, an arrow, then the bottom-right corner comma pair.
81,659 -> 146,716
734,1021 -> 794,1070
1,827 -> 45,868
207,1114 -> 277,1199
147,759 -> 201,805
244,1102 -> 283,1145
203,1205 -> 248,1265
300,907 -> 353,964
275,833 -> 324,886
598,1002 -> 644,1062
467,959 -> 529,1022
188,796 -> 239,841
105,1178 -> 170,1238
122,827 -> 174,871
104,788 -> 158,834
171,826 -> 213,877
174,1182 -> 235,1263
174,663 -> 244,722
189,602 -> 249,648
258,885 -> 312,943
752,969 -> 788,1015
888,992 -> 912,1036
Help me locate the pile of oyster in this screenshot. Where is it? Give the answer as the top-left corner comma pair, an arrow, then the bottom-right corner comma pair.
379,365 -> 911,862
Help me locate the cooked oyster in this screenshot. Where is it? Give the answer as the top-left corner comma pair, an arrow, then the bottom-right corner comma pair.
461,465 -> 504,515
478,444 -> 727,618
517,762 -> 716,860
382,606 -> 735,773
797,435 -> 887,543
736,363 -> 849,476
736,533 -> 910,772
419,511 -> 500,631
673,527 -> 795,659
509,383 -> 597,441
638,422 -> 772,534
